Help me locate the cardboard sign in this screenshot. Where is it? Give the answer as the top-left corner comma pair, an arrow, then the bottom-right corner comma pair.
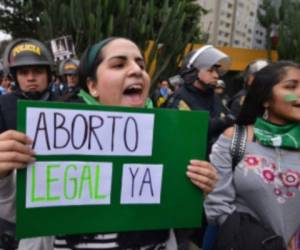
50,35 -> 76,62
17,100 -> 208,238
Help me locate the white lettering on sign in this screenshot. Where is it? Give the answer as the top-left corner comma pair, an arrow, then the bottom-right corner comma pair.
26,161 -> 113,208
26,108 -> 154,156
120,164 -> 163,204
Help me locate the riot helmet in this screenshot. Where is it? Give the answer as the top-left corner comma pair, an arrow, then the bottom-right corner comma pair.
3,38 -> 54,99
183,45 -> 231,76
244,59 -> 269,86
59,58 -> 80,89
59,58 -> 79,76
3,38 -> 53,79
179,45 -> 230,92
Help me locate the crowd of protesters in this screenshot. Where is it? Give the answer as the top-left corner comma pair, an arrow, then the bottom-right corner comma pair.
0,35 -> 299,250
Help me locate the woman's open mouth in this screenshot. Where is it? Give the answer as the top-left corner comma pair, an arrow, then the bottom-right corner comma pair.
123,84 -> 143,95
123,84 -> 145,107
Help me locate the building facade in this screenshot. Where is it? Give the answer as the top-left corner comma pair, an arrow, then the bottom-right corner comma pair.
197,0 -> 267,49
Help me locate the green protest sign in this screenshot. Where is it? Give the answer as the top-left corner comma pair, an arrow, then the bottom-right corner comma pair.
16,100 -> 208,239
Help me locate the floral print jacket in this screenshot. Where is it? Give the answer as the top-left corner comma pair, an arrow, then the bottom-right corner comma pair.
204,135 -> 300,247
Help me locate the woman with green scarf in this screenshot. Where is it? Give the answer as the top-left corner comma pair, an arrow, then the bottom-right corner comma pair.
56,37 -> 218,249
205,61 -> 300,250
0,37 -> 218,249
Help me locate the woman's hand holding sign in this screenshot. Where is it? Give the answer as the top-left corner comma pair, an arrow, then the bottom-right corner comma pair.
0,130 -> 35,178
187,160 -> 218,195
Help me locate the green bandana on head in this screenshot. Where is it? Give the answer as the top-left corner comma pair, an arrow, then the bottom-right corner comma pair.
86,37 -> 116,76
254,118 -> 300,149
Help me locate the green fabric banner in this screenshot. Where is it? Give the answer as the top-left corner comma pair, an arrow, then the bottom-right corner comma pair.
16,100 -> 208,239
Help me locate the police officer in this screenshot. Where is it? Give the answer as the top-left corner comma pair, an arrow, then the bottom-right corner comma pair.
165,45 -> 233,150
0,38 -> 55,250
0,38 -> 56,131
54,58 -> 80,96
228,59 -> 269,117
164,45 -> 233,249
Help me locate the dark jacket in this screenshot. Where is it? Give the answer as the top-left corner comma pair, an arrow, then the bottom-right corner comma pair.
164,83 -> 234,247
0,89 -> 57,250
164,84 -> 233,154
0,90 -> 56,133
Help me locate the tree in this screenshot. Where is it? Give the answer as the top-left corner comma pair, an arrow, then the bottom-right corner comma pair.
257,0 -> 279,59
276,0 -> 300,62
0,0 -> 45,38
258,0 -> 300,63
0,0 -> 207,90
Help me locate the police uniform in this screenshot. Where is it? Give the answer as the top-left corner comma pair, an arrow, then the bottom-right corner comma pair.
164,46 -> 233,249
165,45 -> 233,154
165,84 -> 233,154
0,38 -> 57,250
54,58 -> 80,96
